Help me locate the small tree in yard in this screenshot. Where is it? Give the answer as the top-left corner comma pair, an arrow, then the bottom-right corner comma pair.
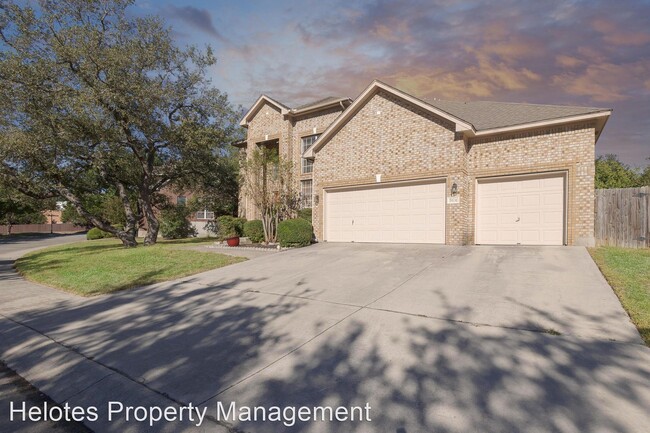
159,205 -> 197,239
239,148 -> 299,243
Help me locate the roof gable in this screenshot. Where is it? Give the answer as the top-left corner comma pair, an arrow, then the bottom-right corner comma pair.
239,95 -> 290,127
303,80 -> 473,158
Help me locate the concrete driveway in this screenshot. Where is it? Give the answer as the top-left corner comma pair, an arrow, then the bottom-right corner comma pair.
1,240 -> 649,433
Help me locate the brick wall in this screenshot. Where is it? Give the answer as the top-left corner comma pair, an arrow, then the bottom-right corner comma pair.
313,90 -> 464,243
242,91 -> 596,246
241,102 -> 345,219
312,91 -> 596,246
466,124 -> 596,245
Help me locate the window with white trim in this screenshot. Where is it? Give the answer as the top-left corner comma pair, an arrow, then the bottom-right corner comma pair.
301,180 -> 313,208
195,210 -> 215,220
301,135 -> 318,174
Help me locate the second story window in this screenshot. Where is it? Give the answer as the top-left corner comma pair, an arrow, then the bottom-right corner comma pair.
301,134 -> 318,174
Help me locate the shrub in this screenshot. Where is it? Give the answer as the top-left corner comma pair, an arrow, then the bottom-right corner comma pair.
160,206 -> 197,239
277,218 -> 313,247
243,220 -> 265,243
216,215 -> 244,240
86,227 -> 113,240
297,208 -> 312,223
234,217 -> 246,235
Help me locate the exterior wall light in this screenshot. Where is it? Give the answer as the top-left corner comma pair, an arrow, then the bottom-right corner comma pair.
451,182 -> 458,196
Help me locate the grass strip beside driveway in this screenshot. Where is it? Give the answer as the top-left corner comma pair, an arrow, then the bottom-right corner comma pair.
15,238 -> 245,296
589,246 -> 650,346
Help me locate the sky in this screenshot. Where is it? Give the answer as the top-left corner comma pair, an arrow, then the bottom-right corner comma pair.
136,0 -> 650,166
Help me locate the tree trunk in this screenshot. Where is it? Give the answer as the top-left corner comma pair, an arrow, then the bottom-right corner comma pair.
115,180 -> 139,242
139,191 -> 159,246
59,187 -> 138,247
144,217 -> 159,245
115,231 -> 138,247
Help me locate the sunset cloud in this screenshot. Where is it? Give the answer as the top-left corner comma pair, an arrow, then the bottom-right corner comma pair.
144,0 -> 650,165
553,61 -> 650,101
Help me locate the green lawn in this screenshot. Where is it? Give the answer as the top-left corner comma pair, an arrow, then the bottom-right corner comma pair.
15,238 -> 245,296
589,247 -> 650,346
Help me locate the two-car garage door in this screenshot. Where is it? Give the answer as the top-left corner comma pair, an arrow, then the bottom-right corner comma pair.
324,173 -> 566,246
325,180 -> 446,244
476,173 -> 566,246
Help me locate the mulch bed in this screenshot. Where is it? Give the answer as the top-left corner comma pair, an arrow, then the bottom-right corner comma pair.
209,243 -> 280,251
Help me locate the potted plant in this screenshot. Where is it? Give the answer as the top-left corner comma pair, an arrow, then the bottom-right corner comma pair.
217,215 -> 243,247
225,229 -> 240,247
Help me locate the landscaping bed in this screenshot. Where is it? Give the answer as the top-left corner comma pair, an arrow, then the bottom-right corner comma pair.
211,240 -> 279,251
15,238 -> 245,296
589,246 -> 650,346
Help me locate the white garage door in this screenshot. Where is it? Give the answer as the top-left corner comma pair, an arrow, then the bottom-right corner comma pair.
476,173 -> 565,245
325,180 -> 446,244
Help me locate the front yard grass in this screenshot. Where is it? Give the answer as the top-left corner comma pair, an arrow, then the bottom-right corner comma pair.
15,238 -> 245,296
589,246 -> 650,345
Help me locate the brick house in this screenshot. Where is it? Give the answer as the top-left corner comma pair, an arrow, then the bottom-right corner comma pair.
140,189 -> 215,237
238,80 -> 611,246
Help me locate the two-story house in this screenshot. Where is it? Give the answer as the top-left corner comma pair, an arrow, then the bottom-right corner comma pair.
237,80 -> 611,246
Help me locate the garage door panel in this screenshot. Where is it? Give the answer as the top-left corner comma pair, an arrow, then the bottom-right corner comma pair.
326,181 -> 445,244
520,194 -> 540,207
498,213 -> 518,225
544,193 -> 563,206
498,230 -> 519,243
544,232 -> 563,245
543,177 -> 564,188
500,195 -> 518,208
544,211 -> 563,224
477,173 -> 565,246
520,179 -> 542,190
519,212 -> 541,225
411,199 -> 426,209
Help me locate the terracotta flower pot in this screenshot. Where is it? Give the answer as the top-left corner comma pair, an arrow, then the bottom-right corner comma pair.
226,237 -> 240,247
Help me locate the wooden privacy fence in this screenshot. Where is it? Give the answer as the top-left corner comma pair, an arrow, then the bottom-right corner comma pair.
595,186 -> 649,248
0,223 -> 86,235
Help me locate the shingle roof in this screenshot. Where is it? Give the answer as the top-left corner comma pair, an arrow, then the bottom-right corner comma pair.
293,96 -> 349,111
261,94 -> 290,110
428,100 -> 610,131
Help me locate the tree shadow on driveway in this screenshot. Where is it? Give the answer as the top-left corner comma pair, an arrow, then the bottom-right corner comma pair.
1,243 -> 649,433
214,307 -> 650,433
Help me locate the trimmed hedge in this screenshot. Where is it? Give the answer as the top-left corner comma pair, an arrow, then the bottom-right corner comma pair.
86,227 -> 113,240
277,218 -> 313,247
297,208 -> 312,223
243,219 -> 265,243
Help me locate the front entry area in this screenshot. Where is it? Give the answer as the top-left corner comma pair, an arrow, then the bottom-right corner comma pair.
475,172 -> 566,245
324,179 -> 446,244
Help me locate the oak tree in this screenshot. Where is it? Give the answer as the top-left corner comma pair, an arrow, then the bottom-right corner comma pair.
0,0 -> 240,247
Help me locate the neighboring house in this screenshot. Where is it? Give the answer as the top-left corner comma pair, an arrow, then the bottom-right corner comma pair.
143,189 -> 215,237
42,201 -> 66,224
238,80 -> 612,246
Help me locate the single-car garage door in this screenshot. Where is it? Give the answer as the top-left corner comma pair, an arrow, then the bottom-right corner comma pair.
476,173 -> 565,245
325,180 -> 446,244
